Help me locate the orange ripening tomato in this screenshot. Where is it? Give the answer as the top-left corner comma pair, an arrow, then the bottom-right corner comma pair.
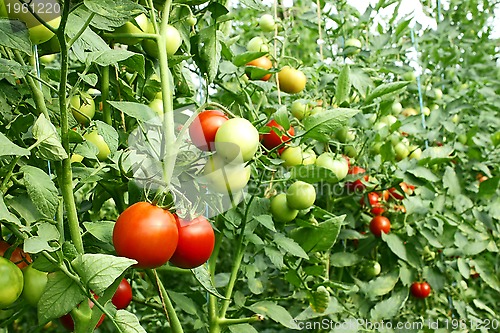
246,56 -> 273,81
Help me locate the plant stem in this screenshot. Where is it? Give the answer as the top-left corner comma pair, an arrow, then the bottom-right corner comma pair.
218,315 -> 264,326
101,66 -> 112,125
58,0 -> 84,254
0,157 -> 20,195
146,270 -> 184,333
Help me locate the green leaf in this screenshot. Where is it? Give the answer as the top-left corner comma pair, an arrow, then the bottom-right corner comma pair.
83,221 -> 114,244
86,50 -> 143,67
478,176 -> 499,199
32,114 -> 68,161
21,166 -> 59,219
169,291 -> 199,315
370,288 -> 408,320
309,286 -> 330,313
330,252 -> 361,267
358,270 -> 399,299
349,67 -> 373,98
264,247 -> 284,269
72,254 -> 136,295
229,324 -> 259,333
24,223 -> 60,253
113,310 -> 148,333
273,233 -> 309,259
472,257 -> 500,292
290,165 -> 341,183
395,19 -> 411,38
254,215 -> 276,232
95,120 -> 119,155
108,101 -> 159,123
0,194 -> 21,225
0,19 -> 31,55
365,81 -> 409,103
443,166 -> 461,196
335,65 -> 351,105
303,108 -> 359,142
233,51 -> 268,67
247,301 -> 299,329
0,132 -> 30,157
84,0 -> 144,19
407,166 -> 440,182
196,25 -> 222,83
382,233 -> 420,268
0,58 -> 31,81
192,265 -> 227,299
38,271 -> 86,324
290,216 -> 344,253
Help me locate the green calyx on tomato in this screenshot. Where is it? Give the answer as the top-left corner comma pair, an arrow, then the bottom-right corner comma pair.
113,202 -> 179,269
21,264 -> 48,307
277,66 -> 306,94
0,256 -> 24,309
286,181 -> 316,210
189,110 -> 229,151
84,130 -> 111,161
270,193 -> 298,223
70,93 -> 95,125
169,215 -> 215,269
215,117 -> 260,162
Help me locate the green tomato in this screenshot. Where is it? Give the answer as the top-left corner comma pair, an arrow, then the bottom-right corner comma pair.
309,106 -> 324,116
291,100 -> 308,120
371,142 -> 383,155
247,37 -> 269,52
203,154 -> 251,194
280,146 -> 303,167
344,38 -> 361,54
302,149 -> 317,165
286,181 -> 316,210
39,54 -> 56,64
403,71 -> 416,82
491,131 -> 500,146
344,145 -> 358,158
335,127 -> 355,143
113,14 -> 149,45
457,134 -> 467,145
316,153 -> 348,180
391,102 -> 403,115
215,118 -> 259,162
270,193 -> 298,223
149,98 -> 163,116
409,147 -> 422,160
394,142 -> 409,160
70,94 -> 95,125
143,24 -> 182,57
422,106 -> 430,116
433,88 -> 443,100
451,114 -> 460,123
358,260 -> 381,280
22,264 -> 48,307
380,115 -> 397,127
84,131 -> 111,161
259,14 -> 276,32
70,154 -> 84,164
0,257 -> 23,309
186,16 -> 197,26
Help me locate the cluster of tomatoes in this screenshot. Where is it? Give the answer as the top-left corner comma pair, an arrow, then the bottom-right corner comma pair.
113,202 -> 215,270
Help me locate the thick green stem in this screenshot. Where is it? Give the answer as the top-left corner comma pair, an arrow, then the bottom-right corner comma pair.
1,157 -> 20,194
146,270 -> 184,333
219,315 -> 264,326
219,244 -> 245,318
101,66 -> 112,125
58,1 -> 84,254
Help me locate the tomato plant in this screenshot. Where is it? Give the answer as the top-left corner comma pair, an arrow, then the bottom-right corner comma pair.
169,216 -> 215,269
270,193 -> 298,223
277,66 -> 306,94
113,202 -> 178,269
214,117 -> 260,162
0,257 -> 23,309
189,110 -> 228,151
261,119 -> 294,150
285,181 -> 316,210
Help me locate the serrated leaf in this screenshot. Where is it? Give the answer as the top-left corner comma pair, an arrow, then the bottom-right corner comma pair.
407,166 -> 439,182
108,101 -> 160,124
83,221 -> 114,244
273,233 -> 309,259
478,176 -> 499,199
358,270 -> 399,298
86,50 -> 142,67
370,288 -> 408,320
290,216 -> 344,253
32,114 -> 68,161
21,166 -> 59,219
382,233 -> 420,268
196,26 -> 222,83
330,252 -> 361,267
0,132 -> 30,157
0,19 -> 31,55
229,324 -> 259,333
95,120 -> 119,154
84,0 -> 144,19
24,223 -> 60,253
303,108 -> 359,142
472,258 -> 500,292
38,272 -> 86,324
72,254 -> 136,295
169,291 -> 199,315
113,310 -> 147,333
443,166 -> 461,196
290,165 -> 341,183
192,265 -> 227,299
395,19 -> 411,37
335,65 -> 351,105
248,301 -> 299,329
264,247 -> 284,269
0,193 -> 21,226
365,81 -> 409,103
254,215 -> 275,232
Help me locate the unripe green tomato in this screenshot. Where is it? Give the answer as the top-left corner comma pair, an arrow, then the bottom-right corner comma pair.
186,16 -> 197,26
84,131 -> 111,161
391,102 -> 403,115
149,98 -> 163,116
302,149 -> 317,165
371,142 -> 383,155
286,181 -> 316,210
451,114 -> 460,123
373,122 -> 387,131
394,142 -> 410,160
22,264 -> 48,307
380,115 -> 397,127
291,100 -> 308,120
259,14 -> 276,32
402,107 -> 418,117
315,153 -> 348,180
403,71 -> 416,82
215,118 -> 260,162
358,260 -> 381,279
247,37 -> 269,52
113,14 -> 149,45
335,127 -> 355,143
457,134 -> 467,145
270,193 -> 298,223
409,147 -> 422,160
39,54 -> 56,64
344,145 -> 358,158
280,146 -> 303,167
70,95 -> 95,125
344,38 -> 361,54
0,257 -> 24,309
143,24 -> 182,57
422,107 -> 430,116
433,88 -> 443,100
491,131 -> 500,146
310,106 -> 324,116
203,154 -> 251,194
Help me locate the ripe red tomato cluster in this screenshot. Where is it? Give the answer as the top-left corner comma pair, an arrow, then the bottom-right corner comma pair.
410,281 -> 431,299
360,192 -> 385,216
113,202 -> 214,270
345,166 -> 369,192
261,119 -> 295,152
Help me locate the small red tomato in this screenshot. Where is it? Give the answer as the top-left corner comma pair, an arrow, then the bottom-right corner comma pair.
112,279 -> 133,310
380,190 -> 390,201
0,241 -> 32,269
369,216 -> 391,237
346,166 -> 368,192
189,110 -> 229,151
410,281 -> 431,299
169,215 -> 215,269
261,119 -> 295,151
370,205 -> 385,216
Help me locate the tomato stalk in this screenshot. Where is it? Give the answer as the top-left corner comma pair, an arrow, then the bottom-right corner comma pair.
57,0 -> 84,254
101,66 -> 112,125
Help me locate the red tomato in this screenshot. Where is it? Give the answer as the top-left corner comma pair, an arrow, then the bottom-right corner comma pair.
380,190 -> 390,201
389,182 -> 413,200
189,110 -> 229,151
60,295 -> 105,331
345,166 -> 369,192
360,192 -> 380,207
246,56 -> 273,81
169,216 -> 215,269
369,216 -> 391,237
113,202 -> 179,269
410,281 -> 431,299
112,279 -> 133,310
0,241 -> 32,269
370,205 -> 385,216
261,119 -> 295,150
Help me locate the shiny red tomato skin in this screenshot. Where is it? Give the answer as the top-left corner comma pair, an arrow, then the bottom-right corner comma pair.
112,279 -> 133,310
369,216 -> 391,237
113,202 -> 179,269
370,205 -> 385,216
346,166 -> 368,192
411,282 -> 431,298
262,119 -> 295,150
189,110 -> 229,151
0,241 -> 32,269
169,216 -> 215,269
